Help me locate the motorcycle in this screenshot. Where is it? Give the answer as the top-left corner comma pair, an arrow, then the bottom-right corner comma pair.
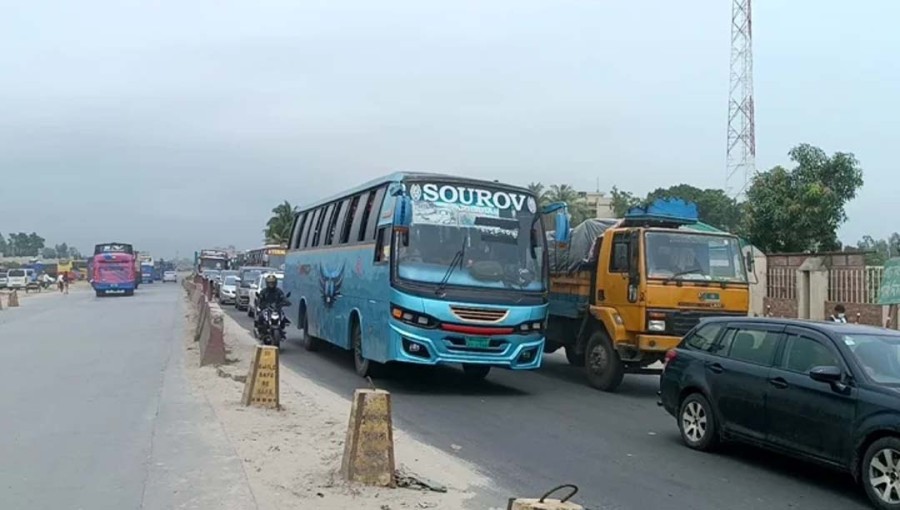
254,294 -> 291,348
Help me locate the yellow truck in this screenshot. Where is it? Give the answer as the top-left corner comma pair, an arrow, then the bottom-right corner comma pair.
545,199 -> 750,391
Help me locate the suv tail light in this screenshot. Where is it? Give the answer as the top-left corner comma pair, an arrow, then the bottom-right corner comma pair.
664,349 -> 678,366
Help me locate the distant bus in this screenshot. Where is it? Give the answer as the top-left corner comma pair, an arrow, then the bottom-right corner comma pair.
91,242 -> 138,296
241,244 -> 287,270
57,259 -> 73,280
141,262 -> 155,283
284,172 -> 561,381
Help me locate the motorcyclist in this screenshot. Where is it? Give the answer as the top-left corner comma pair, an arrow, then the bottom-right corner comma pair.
255,274 -> 289,331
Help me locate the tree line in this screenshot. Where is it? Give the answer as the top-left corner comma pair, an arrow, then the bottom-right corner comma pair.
0,233 -> 83,260
529,143 -> 889,258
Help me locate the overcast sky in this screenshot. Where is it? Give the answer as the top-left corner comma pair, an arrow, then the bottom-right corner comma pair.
1,0 -> 896,258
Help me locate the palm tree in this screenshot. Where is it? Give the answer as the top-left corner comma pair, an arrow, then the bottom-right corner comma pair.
264,201 -> 297,245
544,184 -> 593,225
526,182 -> 547,206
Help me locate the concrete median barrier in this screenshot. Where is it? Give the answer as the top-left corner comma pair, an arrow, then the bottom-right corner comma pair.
241,345 -> 279,408
8,290 -> 20,308
341,388 -> 396,487
198,301 -> 226,367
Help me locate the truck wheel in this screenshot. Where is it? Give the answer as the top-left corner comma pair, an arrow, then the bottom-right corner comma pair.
565,346 -> 585,366
585,329 -> 624,392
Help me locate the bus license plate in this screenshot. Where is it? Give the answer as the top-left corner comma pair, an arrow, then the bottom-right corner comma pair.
466,337 -> 490,349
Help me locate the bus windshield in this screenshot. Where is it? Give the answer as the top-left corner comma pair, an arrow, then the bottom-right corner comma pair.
397,184 -> 545,291
645,231 -> 746,283
200,258 -> 225,270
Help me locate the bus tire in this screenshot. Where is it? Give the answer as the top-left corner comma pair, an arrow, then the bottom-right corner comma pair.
125,290 -> 134,297
299,305 -> 320,352
565,345 -> 585,366
462,364 -> 491,381
585,329 -> 624,392
351,319 -> 378,378
95,290 -> 103,297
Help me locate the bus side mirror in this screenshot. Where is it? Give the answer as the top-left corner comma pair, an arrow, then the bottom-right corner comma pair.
554,211 -> 570,244
393,195 -> 413,230
745,252 -> 755,273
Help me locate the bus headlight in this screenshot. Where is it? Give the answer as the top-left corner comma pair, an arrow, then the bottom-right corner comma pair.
391,305 -> 436,328
648,320 -> 666,332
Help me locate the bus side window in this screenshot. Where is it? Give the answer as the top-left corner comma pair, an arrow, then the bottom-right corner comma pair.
324,200 -> 345,246
317,203 -> 335,247
301,209 -> 320,249
363,186 -> 387,241
348,191 -> 370,243
374,226 -> 390,264
610,232 -> 630,273
290,212 -> 306,249
341,195 -> 361,244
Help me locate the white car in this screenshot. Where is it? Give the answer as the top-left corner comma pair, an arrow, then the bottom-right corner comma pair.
6,269 -> 28,290
218,275 -> 239,304
162,271 -> 177,283
249,272 -> 284,318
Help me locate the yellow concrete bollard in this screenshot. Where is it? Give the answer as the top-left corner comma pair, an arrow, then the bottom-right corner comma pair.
8,290 -> 20,308
508,485 -> 583,510
241,346 -> 280,408
341,388 -> 395,487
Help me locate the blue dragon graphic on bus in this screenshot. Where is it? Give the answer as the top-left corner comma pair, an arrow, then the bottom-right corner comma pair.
318,263 -> 344,306
284,173 -> 559,381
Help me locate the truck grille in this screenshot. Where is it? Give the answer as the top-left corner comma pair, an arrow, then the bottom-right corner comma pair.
668,311 -> 746,337
449,306 -> 508,323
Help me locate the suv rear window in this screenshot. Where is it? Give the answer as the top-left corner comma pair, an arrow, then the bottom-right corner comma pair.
685,323 -> 723,351
8,269 -> 25,277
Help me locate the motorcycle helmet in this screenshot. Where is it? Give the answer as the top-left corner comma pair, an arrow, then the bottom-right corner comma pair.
265,274 -> 278,289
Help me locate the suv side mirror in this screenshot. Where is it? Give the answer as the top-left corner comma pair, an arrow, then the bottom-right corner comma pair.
809,365 -> 842,383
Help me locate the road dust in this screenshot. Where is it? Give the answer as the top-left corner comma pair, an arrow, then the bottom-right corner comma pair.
182,299 -> 489,509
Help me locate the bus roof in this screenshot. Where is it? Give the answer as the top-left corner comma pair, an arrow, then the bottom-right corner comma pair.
297,172 -> 535,213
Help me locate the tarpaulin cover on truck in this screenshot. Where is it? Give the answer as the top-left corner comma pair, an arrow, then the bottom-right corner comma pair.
548,218 -> 619,274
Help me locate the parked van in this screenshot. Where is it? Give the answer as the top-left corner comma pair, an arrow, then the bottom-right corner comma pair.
6,269 -> 28,289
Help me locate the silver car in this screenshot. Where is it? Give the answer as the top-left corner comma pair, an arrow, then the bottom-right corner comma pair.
218,275 -> 239,304
235,267 -> 268,311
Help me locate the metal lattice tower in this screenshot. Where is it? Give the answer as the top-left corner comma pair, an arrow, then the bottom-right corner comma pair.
726,0 -> 755,196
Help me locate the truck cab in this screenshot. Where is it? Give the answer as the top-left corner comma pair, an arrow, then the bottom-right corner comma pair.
546,199 -> 750,391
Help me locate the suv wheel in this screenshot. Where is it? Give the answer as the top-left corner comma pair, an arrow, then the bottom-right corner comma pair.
678,393 -> 718,451
863,437 -> 900,509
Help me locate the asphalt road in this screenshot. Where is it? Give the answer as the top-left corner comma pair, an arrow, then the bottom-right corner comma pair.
224,303 -> 872,510
0,283 -> 254,510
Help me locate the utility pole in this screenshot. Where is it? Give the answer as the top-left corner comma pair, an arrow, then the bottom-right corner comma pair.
726,0 -> 756,197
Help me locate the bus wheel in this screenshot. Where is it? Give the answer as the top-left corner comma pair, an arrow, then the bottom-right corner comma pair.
462,364 -> 491,381
565,346 -> 585,366
585,329 -> 624,392
95,290 -> 103,297
125,290 -> 134,297
351,320 -> 375,378
299,306 -> 320,352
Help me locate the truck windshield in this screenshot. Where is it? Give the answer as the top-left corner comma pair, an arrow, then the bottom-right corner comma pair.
645,231 -> 746,283
397,185 -> 545,291
200,258 -> 225,270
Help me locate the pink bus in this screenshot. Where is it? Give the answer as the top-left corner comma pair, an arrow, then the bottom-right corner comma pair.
91,242 -> 138,296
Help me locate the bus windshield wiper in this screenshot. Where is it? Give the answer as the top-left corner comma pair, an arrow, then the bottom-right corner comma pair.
435,238 -> 466,297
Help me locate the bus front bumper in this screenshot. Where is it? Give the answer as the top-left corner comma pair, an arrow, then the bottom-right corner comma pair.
387,322 -> 544,370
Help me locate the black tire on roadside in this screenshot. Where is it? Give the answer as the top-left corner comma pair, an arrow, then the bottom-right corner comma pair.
678,393 -> 718,452
584,329 -> 624,391
299,305 -> 321,352
862,437 -> 900,510
462,364 -> 491,381
565,345 -> 585,366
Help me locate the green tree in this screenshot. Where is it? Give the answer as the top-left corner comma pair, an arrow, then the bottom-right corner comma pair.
856,233 -> 900,266
0,233 -> 6,256
41,247 -> 57,259
543,184 -> 593,225
7,232 -> 44,256
746,144 -> 864,253
610,186 -> 641,217
54,243 -> 69,259
69,246 -> 83,260
265,201 -> 297,245
645,184 -> 745,233
526,182 -> 547,206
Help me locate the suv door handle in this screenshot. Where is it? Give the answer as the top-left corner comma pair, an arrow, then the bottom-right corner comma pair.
768,377 -> 788,389
706,362 -> 724,374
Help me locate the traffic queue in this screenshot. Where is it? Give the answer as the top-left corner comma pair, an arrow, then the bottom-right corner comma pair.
194,172 -> 900,510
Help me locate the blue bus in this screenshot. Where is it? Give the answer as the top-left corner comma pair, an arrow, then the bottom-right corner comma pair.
283,172 -> 569,380
141,262 -> 155,283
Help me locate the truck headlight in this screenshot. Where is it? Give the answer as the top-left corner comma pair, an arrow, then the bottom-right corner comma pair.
648,320 -> 666,332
